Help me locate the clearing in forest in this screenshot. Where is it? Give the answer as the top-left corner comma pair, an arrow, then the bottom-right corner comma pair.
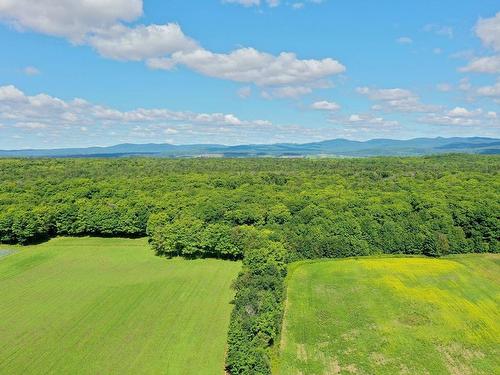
0,237 -> 240,375
279,255 -> 500,375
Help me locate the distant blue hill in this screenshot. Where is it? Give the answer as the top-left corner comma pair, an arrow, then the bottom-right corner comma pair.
0,137 -> 499,158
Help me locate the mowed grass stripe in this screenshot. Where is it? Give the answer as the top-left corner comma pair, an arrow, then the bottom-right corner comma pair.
279,255 -> 500,375
0,237 -> 241,375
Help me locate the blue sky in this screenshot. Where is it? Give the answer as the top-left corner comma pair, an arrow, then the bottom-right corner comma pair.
0,0 -> 499,148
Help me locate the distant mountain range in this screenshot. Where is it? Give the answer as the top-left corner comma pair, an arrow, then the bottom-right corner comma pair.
1,137 -> 499,158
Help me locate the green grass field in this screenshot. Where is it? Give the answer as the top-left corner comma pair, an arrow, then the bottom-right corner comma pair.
0,237 -> 241,375
279,255 -> 500,375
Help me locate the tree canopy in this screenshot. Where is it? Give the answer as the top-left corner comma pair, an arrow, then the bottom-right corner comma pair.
1,155 -> 498,374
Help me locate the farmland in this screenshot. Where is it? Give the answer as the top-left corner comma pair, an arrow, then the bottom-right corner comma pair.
0,237 -> 241,375
279,255 -> 500,375
0,156 -> 498,374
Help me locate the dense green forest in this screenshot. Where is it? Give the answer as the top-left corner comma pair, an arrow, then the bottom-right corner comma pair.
0,155 -> 499,374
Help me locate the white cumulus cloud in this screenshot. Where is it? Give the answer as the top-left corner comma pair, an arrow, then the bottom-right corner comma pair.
476,12 -> 500,51
0,0 -> 143,42
88,23 -> 198,61
477,79 -> 500,98
148,48 -> 345,87
23,66 -> 40,75
311,100 -> 340,111
396,37 -> 413,45
460,55 -> 500,74
0,0 -> 345,96
356,86 -> 434,112
222,0 -> 324,8
461,13 -> 500,74
0,84 -> 272,129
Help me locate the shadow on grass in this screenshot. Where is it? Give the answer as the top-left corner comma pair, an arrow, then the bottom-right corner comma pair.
1,231 -> 147,247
